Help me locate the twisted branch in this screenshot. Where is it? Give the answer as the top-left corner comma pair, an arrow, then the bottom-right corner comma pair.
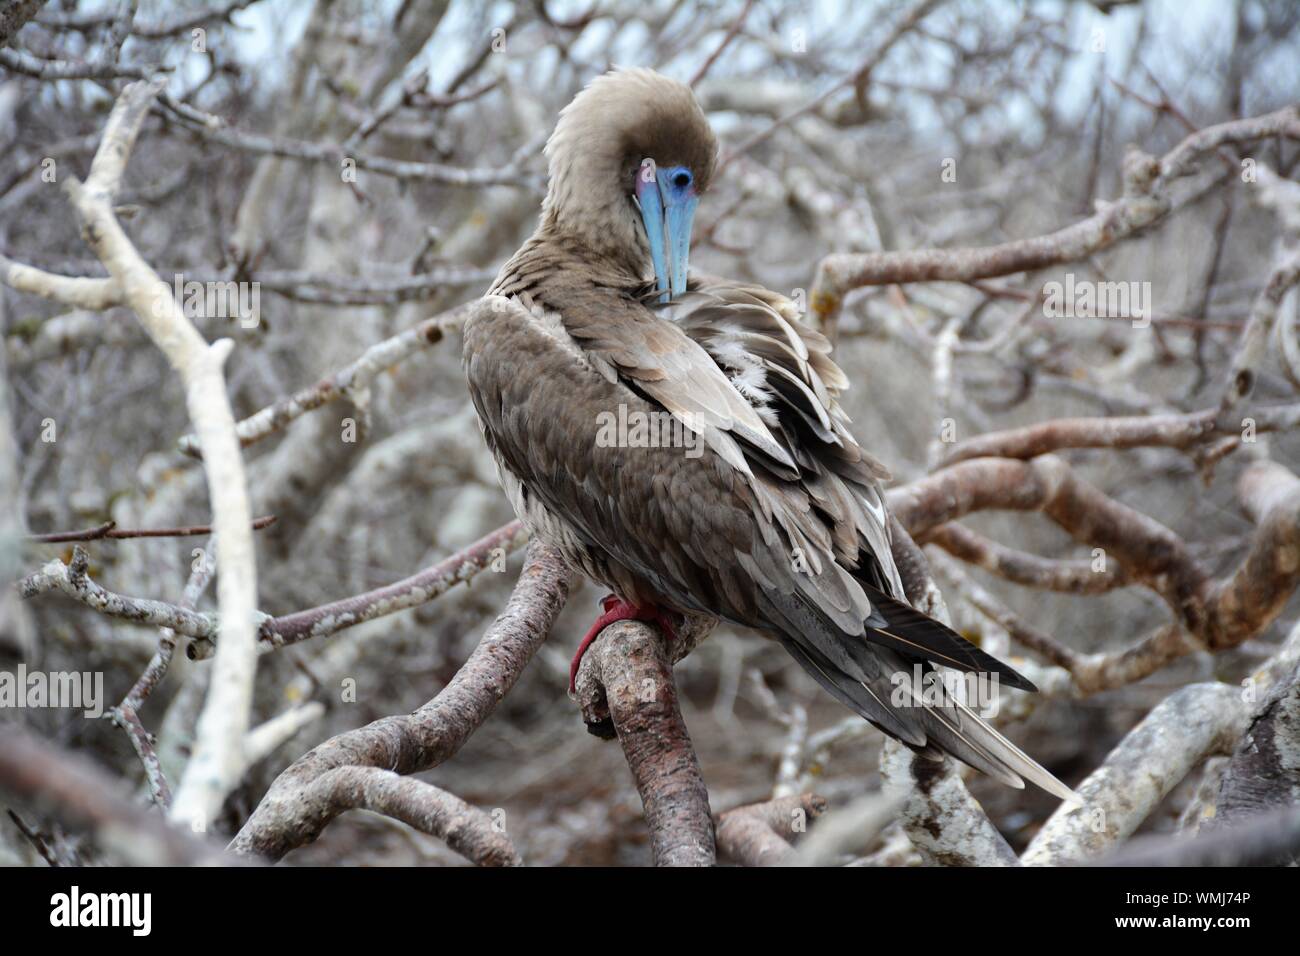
573,614 -> 718,866
229,541 -> 571,862
809,106 -> 1300,338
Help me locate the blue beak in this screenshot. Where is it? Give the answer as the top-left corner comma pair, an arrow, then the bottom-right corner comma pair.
636,161 -> 698,302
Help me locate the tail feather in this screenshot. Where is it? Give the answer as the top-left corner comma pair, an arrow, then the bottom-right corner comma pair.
777,634 -> 926,747
945,700 -> 1081,804
864,586 -> 1037,692
884,656 -> 1079,798
763,588 -> 1079,803
900,675 -> 1026,789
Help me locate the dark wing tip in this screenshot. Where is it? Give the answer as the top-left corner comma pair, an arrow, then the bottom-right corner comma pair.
993,662 -> 1038,693
864,586 -> 1040,693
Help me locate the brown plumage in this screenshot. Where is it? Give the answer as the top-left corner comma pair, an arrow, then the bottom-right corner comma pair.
463,68 -> 1076,802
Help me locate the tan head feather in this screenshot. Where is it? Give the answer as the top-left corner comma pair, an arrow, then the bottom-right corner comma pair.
541,68 -> 718,273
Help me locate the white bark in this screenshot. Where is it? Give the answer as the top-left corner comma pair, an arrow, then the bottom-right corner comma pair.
61,78 -> 259,832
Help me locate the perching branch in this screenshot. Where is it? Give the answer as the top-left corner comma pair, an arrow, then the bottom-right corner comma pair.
573,613 -> 718,867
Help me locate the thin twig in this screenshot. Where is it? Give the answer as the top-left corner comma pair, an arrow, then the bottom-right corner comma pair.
30,514 -> 276,543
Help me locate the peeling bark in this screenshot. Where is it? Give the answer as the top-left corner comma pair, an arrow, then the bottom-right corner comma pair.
574,617 -> 716,866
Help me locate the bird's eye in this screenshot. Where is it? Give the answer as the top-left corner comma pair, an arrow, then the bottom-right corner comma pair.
672,169 -> 692,189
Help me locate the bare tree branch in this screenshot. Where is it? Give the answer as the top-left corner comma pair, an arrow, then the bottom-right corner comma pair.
0,724 -> 239,866
178,304 -> 473,458
573,614 -> 718,866
229,540 -> 572,861
303,767 -> 521,867
29,514 -> 276,542
0,0 -> 47,48
891,455 -> 1300,693
938,403 -> 1300,468
190,520 -> 528,658
809,106 -> 1300,338
715,792 -> 825,866
57,77 -> 260,832
21,520 -> 528,665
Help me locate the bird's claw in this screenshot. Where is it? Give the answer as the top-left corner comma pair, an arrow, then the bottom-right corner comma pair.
569,594 -> 679,693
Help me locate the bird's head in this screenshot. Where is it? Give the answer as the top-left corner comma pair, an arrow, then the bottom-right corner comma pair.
541,67 -> 718,298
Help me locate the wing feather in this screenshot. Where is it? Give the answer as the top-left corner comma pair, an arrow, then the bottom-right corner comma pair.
465,271 -> 1074,802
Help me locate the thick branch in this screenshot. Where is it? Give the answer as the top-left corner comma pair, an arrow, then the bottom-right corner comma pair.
1101,807 -> 1300,867
303,767 -> 520,867
0,252 -> 122,309
715,793 -> 826,866
880,741 -> 1019,866
924,522 -> 1130,595
574,617 -> 716,867
1022,682 -> 1249,865
890,455 -> 1300,693
1213,658 -> 1300,837
229,541 -> 572,860
881,520 -> 1023,865
61,76 -> 259,833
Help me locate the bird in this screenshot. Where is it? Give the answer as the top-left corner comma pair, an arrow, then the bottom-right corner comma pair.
463,67 -> 1076,803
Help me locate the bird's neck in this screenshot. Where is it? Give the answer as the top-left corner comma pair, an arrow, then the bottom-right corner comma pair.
531,212 -> 650,285
536,172 -> 653,282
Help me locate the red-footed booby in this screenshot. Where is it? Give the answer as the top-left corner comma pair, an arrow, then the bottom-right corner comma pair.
464,68 -> 1076,802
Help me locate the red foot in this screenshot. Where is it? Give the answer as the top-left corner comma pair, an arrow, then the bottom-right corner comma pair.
569,594 -> 679,692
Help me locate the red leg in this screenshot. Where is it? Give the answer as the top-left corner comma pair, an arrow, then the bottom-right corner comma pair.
569,594 -> 679,692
